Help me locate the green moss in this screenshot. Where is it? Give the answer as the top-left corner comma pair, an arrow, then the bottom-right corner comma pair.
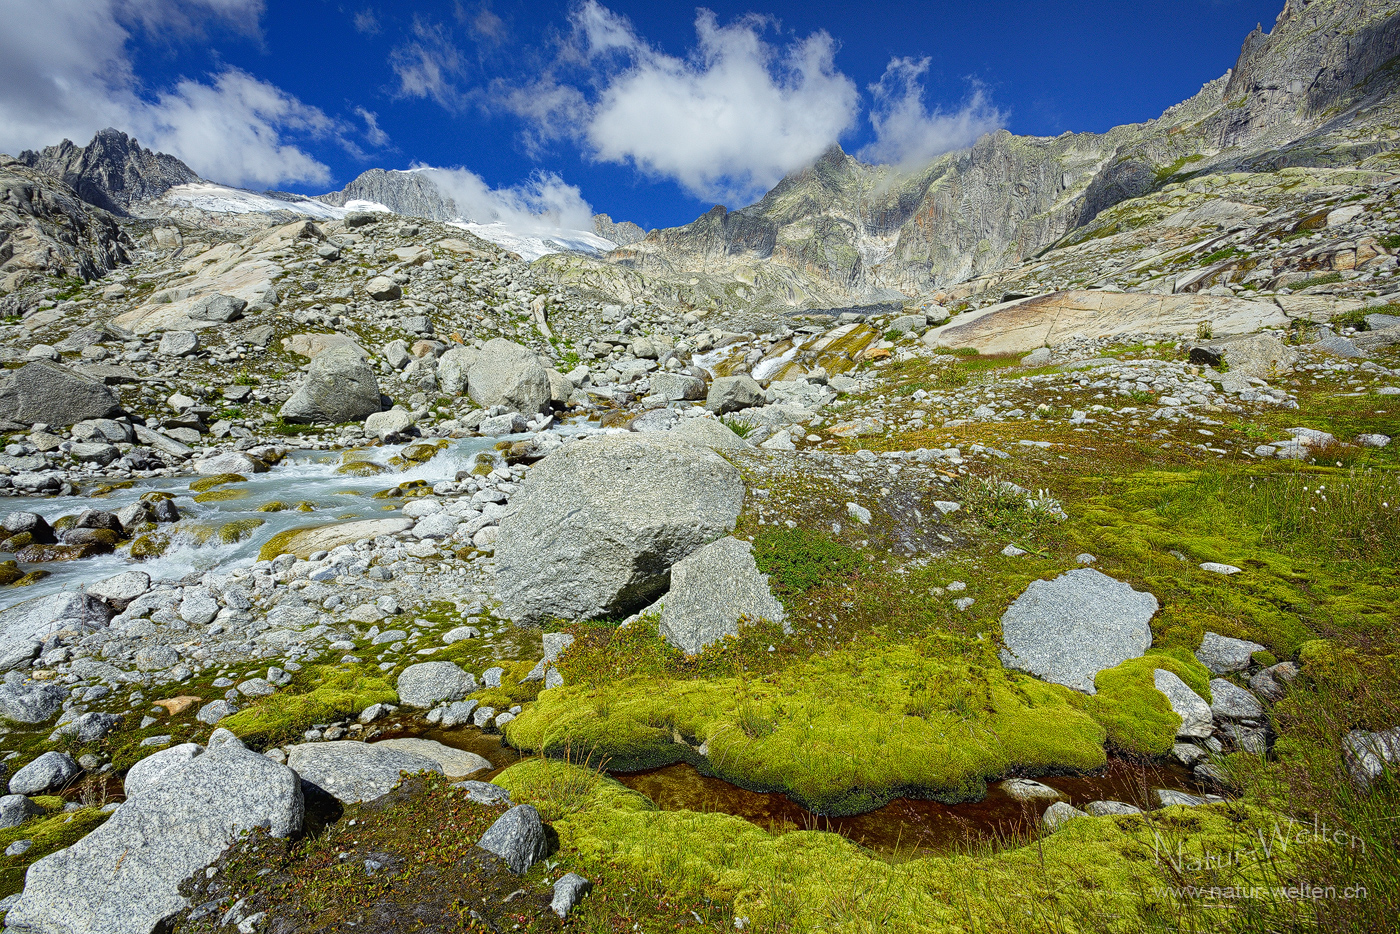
219,665 -> 398,749
495,758 -> 1305,932
751,528 -> 862,598
335,460 -> 385,477
1084,653 -> 1213,756
467,658 -> 541,711
257,501 -> 289,512
507,633 -> 1106,815
128,533 -> 170,560
257,526 -> 317,561
189,473 -> 247,492
192,488 -> 248,504
0,561 -> 23,585
0,808 -> 109,898
218,518 -> 266,543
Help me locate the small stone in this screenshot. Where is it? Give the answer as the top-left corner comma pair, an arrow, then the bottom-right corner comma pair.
1083,800 -> 1143,816
1209,679 -> 1264,720
1041,801 -> 1085,831
196,700 -> 235,725
1199,562 -> 1242,575
478,804 -> 547,874
1195,631 -> 1265,675
552,872 -> 593,919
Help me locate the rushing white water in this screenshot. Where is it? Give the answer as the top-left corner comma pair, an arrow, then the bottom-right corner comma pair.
0,437 -> 506,611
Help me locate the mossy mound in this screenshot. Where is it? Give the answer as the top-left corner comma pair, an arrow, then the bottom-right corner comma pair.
218,518 -> 266,544
219,665 -> 398,748
0,532 -> 33,552
0,561 -> 23,586
256,501 -> 289,512
13,570 -> 50,586
1081,650 -> 1214,756
140,491 -> 175,504
189,473 -> 247,493
88,481 -> 134,497
335,460 -> 385,477
506,628 -> 1106,816
0,807 -> 109,898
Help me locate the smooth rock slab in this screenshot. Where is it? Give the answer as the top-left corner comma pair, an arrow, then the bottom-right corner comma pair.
6,740 -> 302,934
999,779 -> 1063,801
0,592 -> 112,671
372,739 -> 491,778
998,569 -> 1157,694
1153,669 -> 1214,739
285,740 -> 442,804
657,537 -> 787,655
478,804 -> 547,874
1083,800 -> 1143,816
396,661 -> 475,709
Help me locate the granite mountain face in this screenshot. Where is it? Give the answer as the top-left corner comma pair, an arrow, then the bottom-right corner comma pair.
14,128 -> 201,218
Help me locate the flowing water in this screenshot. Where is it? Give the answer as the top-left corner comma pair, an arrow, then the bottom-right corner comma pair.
0,436 -> 508,611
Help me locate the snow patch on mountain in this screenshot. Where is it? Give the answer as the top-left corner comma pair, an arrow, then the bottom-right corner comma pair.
450,222 -> 615,262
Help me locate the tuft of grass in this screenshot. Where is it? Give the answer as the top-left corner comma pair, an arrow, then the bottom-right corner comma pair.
720,416 -> 755,439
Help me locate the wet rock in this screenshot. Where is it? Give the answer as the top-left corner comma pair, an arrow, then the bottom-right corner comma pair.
1153,669 -> 1214,739
285,740 -> 442,804
396,661 -> 475,708
999,779 -> 1064,801
279,344 -> 383,424
6,738 -> 302,934
496,434 -> 744,625
998,569 -> 1157,694
2,512 -> 54,544
656,537 -> 787,655
193,451 -> 267,475
8,752 -> 79,795
478,804 -> 547,874
1195,631 -> 1265,675
372,739 -> 491,778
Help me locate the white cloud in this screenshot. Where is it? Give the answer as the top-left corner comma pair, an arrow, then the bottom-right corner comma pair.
858,58 -> 1004,169
498,2 -> 860,203
417,164 -> 595,231
389,16 -> 468,110
355,107 -> 391,147
352,8 -> 380,36
0,0 -> 336,187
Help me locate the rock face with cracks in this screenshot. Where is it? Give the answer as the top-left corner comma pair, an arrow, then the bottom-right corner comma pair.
495,434 -> 744,625
657,537 -> 787,654
999,569 -> 1157,694
6,738 -> 303,934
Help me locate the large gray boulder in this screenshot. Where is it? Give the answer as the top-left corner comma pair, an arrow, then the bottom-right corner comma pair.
998,569 -> 1157,694
0,592 -> 113,672
1153,669 -> 1213,739
650,372 -> 706,402
278,344 -> 383,424
0,676 -> 67,724
495,434 -> 745,624
478,804 -> 547,874
285,740 -> 442,804
437,346 -> 478,396
8,751 -> 79,795
669,416 -> 752,450
0,362 -> 123,426
466,338 -> 551,414
7,740 -> 302,934
122,743 -> 203,799
705,374 -> 765,414
657,537 -> 787,654
396,662 -> 475,709
372,738 -> 491,779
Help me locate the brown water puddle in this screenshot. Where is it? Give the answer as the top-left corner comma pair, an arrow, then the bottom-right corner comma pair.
398,724 -> 1208,855
612,759 -> 1208,854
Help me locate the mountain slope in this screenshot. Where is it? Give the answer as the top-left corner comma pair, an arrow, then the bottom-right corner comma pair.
14,128 -> 201,217
561,0 -> 1400,311
315,168 -> 459,221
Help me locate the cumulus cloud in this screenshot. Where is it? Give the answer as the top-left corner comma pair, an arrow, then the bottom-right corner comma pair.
389,15 -> 469,110
497,2 -> 860,203
417,164 -> 595,231
0,0 -> 338,187
859,58 -> 1004,169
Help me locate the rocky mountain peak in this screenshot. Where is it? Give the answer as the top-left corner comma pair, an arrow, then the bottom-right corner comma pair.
15,128 -> 201,216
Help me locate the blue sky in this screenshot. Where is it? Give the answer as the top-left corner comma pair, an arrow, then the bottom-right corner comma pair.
0,0 -> 1286,231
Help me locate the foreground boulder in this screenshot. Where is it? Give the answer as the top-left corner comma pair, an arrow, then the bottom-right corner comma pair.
468,338 -> 552,414
285,740 -> 442,803
496,434 -> 745,624
656,537 -> 787,654
6,738 -> 302,934
0,361 -> 123,426
999,569 -> 1157,694
278,343 -> 382,424
0,592 -> 113,672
